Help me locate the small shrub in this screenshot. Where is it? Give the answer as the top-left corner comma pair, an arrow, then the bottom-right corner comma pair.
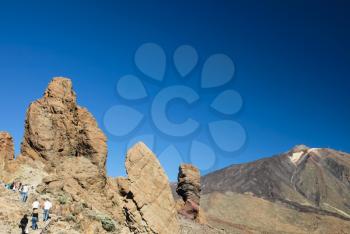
58,193 -> 69,205
64,214 -> 77,222
100,216 -> 116,232
86,212 -> 116,232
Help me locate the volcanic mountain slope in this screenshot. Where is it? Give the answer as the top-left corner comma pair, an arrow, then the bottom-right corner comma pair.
201,145 -> 350,233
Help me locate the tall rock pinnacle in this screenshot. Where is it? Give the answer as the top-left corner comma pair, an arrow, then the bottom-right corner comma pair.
176,164 -> 201,221
21,77 -> 107,190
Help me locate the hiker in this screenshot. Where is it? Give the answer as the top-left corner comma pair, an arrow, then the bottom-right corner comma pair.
18,182 -> 22,191
43,198 -> 52,221
21,185 -> 29,202
32,199 -> 40,209
31,208 -> 39,230
12,181 -> 17,191
19,214 -> 28,234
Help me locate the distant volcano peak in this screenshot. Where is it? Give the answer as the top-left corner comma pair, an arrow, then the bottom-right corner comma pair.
291,144 -> 310,152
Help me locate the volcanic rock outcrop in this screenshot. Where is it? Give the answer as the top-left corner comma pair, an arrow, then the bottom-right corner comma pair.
176,164 -> 201,221
21,77 -> 107,192
118,142 -> 180,234
0,77 -> 218,233
0,132 -> 14,172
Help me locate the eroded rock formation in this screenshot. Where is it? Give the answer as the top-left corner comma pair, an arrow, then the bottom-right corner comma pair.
21,77 -> 107,192
0,77 -> 208,233
0,132 -> 14,172
118,142 -> 180,234
176,164 -> 201,221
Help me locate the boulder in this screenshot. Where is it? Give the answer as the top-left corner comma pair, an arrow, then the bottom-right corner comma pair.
122,142 -> 180,234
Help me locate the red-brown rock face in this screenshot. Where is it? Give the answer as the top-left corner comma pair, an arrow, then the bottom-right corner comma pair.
176,164 -> 201,221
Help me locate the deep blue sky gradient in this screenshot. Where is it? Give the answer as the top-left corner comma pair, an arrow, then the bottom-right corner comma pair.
0,0 -> 349,180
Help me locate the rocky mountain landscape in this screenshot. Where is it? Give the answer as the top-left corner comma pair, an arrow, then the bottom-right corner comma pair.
0,77 -> 349,234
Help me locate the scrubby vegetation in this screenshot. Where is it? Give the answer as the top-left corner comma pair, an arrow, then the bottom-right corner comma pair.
100,216 -> 116,232
58,193 -> 69,205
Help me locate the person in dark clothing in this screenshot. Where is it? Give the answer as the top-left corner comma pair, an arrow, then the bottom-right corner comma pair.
31,208 -> 39,230
19,214 -> 28,234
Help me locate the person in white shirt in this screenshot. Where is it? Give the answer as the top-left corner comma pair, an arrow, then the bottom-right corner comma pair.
32,200 -> 39,209
21,185 -> 29,202
43,199 -> 52,221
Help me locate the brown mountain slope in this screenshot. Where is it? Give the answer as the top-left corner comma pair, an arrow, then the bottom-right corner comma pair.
201,145 -> 350,233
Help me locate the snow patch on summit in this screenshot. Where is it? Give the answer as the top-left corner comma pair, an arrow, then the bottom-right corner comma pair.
289,151 -> 305,165
289,148 -> 322,165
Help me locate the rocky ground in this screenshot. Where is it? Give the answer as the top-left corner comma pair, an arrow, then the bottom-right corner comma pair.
0,185 -> 59,234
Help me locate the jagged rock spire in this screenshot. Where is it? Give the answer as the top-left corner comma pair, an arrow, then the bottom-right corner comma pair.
20,77 -> 107,190
21,77 -> 106,162
44,77 -> 76,103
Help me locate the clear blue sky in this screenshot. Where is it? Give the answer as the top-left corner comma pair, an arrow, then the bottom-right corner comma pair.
0,0 -> 349,181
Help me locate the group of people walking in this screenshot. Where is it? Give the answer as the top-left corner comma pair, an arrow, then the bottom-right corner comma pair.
2,180 -> 53,233
19,198 -> 52,234
4,181 -> 30,202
